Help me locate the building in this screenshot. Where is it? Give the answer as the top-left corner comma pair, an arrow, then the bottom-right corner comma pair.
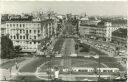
89,22 -> 112,41
78,26 -> 91,36
79,16 -> 101,37
1,13 -> 59,53
79,18 -> 127,42
79,18 -> 127,57
37,19 -> 58,55
5,21 -> 42,52
79,19 -> 109,40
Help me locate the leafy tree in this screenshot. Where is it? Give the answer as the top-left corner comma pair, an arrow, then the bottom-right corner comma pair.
1,35 -> 14,59
112,28 -> 127,38
14,45 -> 22,57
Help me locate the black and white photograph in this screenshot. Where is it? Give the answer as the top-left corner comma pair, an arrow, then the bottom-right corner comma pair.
0,1 -> 127,82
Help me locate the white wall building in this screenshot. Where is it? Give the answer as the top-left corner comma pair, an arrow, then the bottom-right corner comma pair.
5,21 -> 42,52
36,19 -> 58,55
79,20 -> 127,42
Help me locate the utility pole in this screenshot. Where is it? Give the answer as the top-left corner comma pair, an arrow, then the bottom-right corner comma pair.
98,53 -> 101,81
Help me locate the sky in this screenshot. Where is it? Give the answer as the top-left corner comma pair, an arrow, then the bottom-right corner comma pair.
0,1 -> 127,16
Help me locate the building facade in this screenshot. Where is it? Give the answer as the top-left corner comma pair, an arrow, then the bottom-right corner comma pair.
79,19 -> 127,42
5,21 -> 42,52
37,19 -> 58,55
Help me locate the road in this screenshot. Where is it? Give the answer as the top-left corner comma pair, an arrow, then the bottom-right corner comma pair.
3,21 -> 126,82
4,22 -> 76,81
61,38 -> 76,68
5,23 -> 67,81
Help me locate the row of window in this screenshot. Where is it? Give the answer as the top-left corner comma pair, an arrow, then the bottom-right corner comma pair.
10,29 -> 41,34
22,47 -> 37,49
90,32 -> 106,36
15,41 -> 39,44
6,23 -> 41,27
10,35 -> 37,39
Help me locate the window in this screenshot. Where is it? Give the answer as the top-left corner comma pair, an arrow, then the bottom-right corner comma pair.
23,36 -> 25,39
38,30 -> 40,33
20,30 -> 22,33
13,24 -> 15,27
20,36 -> 22,39
34,30 -> 36,34
10,36 -> 12,39
23,30 -> 25,33
23,24 -> 25,27
10,24 -> 12,27
26,30 -> 28,33
34,36 -> 36,39
14,36 -> 15,39
17,35 -> 19,39
20,24 -> 22,27
29,30 -> 31,33
26,35 -> 28,39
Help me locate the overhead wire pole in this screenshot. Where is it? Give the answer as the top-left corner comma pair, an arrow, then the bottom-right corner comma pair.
98,53 -> 101,81
76,19 -> 79,57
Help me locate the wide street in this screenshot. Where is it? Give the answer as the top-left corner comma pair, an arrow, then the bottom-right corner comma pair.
1,21 -> 125,82
2,21 -> 75,81
60,38 -> 75,68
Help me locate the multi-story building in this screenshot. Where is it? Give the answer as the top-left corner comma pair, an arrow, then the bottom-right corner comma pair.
78,26 -> 91,36
89,22 -> 112,41
1,13 -> 58,53
79,20 -> 111,41
37,19 -> 58,55
5,21 -> 42,52
79,18 -> 127,42
79,18 -> 127,57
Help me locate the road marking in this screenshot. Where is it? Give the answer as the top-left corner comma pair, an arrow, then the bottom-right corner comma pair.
35,61 -> 50,80
35,61 -> 50,73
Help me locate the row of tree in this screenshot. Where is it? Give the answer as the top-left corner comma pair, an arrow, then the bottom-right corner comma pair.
1,35 -> 22,59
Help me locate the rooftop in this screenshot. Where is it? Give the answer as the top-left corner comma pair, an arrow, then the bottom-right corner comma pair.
5,21 -> 41,23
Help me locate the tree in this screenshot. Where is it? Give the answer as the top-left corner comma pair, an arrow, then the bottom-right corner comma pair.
14,45 -> 22,57
1,35 -> 14,59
